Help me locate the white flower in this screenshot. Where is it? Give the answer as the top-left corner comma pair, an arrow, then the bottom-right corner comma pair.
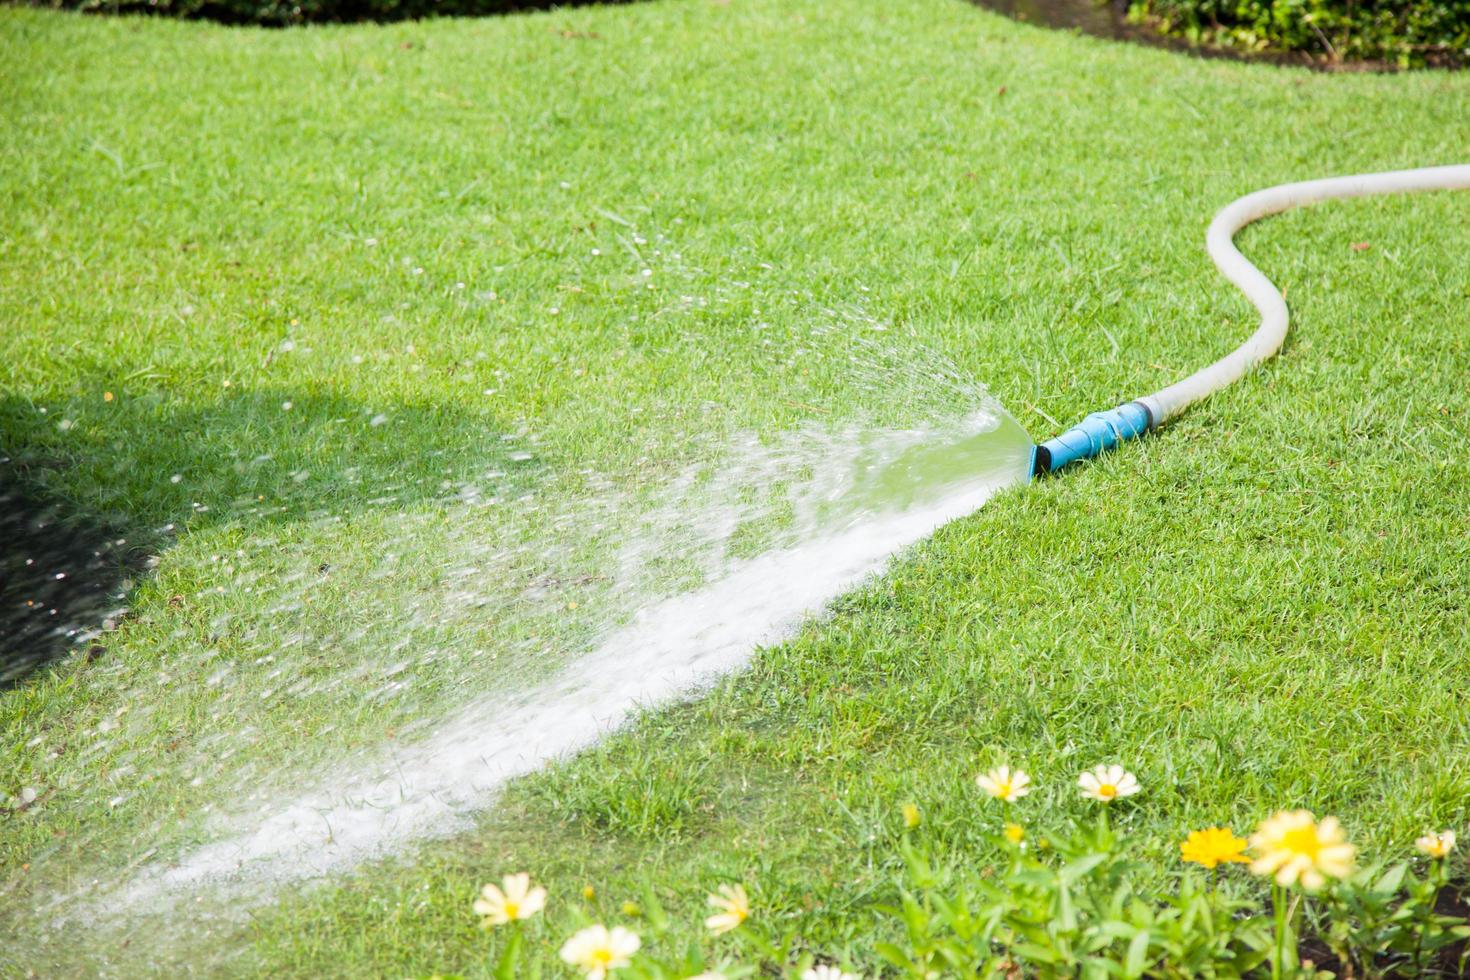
1417,830 -> 1457,859
473,872 -> 546,926
1077,764 -> 1140,803
704,883 -> 750,934
803,966 -> 859,980
975,765 -> 1031,803
560,924 -> 641,979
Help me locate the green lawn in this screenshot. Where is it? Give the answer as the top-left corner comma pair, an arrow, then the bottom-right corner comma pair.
3,0 -> 1470,974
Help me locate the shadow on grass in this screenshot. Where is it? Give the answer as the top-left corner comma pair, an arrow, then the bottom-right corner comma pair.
0,476 -> 148,687
0,387 -> 535,686
28,0 -> 642,28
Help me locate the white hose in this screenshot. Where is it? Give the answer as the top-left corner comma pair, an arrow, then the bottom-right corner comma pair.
1136,164 -> 1470,427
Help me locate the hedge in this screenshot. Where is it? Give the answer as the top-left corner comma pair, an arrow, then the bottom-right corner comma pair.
1128,0 -> 1470,67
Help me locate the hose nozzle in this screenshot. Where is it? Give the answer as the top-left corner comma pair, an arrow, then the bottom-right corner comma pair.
1031,402 -> 1152,478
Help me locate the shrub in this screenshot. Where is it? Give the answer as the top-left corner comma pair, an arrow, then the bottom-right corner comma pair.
1127,0 -> 1470,68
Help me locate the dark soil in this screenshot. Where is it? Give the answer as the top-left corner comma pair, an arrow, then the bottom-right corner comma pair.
1299,886 -> 1470,977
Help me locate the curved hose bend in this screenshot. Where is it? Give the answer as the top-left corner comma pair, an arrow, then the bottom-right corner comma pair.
1035,164 -> 1470,476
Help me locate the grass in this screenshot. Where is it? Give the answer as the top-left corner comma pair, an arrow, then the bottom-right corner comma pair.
2,0 -> 1470,973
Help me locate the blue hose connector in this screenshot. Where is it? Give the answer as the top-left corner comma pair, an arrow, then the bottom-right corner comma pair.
1031,401 -> 1153,477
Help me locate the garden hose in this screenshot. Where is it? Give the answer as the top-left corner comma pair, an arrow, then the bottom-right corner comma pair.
1031,164 -> 1470,477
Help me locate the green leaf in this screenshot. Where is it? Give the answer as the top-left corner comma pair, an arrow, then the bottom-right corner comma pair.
640,881 -> 670,932
1082,955 -> 1121,978
1010,867 -> 1054,888
1372,861 -> 1408,895
1012,942 -> 1065,965
873,942 -> 913,972
1124,929 -> 1150,978
1057,879 -> 1078,932
493,927 -> 523,980
1095,921 -> 1139,940
899,838 -> 937,888
1060,853 -> 1109,885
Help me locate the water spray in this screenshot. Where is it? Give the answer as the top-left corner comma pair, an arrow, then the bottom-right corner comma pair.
46,166 -> 1470,936
1031,164 -> 1470,477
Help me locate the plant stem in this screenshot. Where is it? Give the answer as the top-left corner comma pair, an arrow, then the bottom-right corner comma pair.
1272,883 -> 1287,980
1413,859 -> 1446,973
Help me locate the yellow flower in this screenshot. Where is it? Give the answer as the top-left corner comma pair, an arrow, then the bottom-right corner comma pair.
620,901 -> 641,918
473,872 -> 547,927
560,924 -> 641,980
1077,764 -> 1140,803
1416,830 -> 1456,859
976,765 -> 1031,803
1179,827 -> 1250,869
902,803 -> 921,829
1003,822 -> 1025,844
1249,810 -> 1356,890
704,883 -> 750,935
583,884 -> 597,900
